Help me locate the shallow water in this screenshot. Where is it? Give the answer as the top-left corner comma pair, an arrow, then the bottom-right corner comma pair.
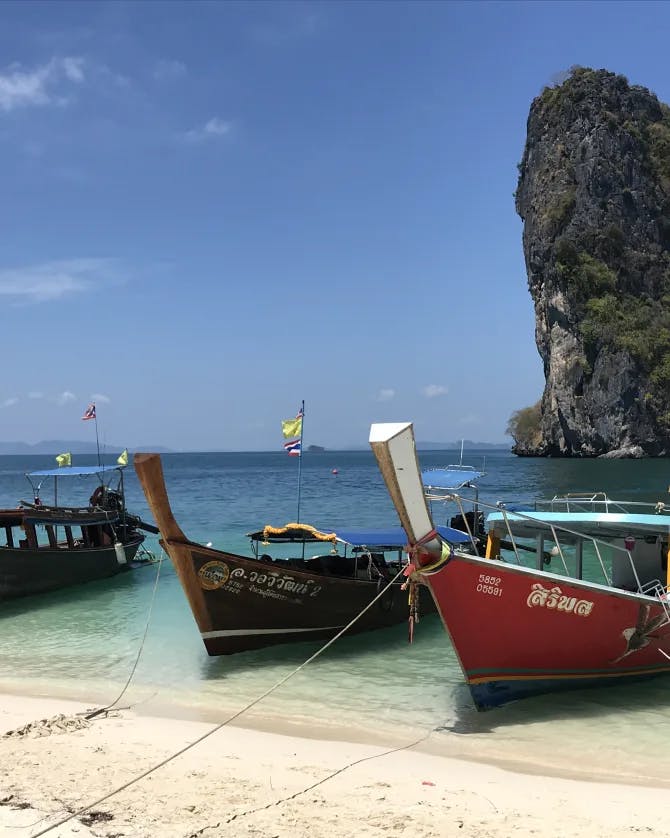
2,450 -> 670,784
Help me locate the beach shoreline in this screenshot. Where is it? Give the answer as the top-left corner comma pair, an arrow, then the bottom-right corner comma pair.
1,691 -> 670,837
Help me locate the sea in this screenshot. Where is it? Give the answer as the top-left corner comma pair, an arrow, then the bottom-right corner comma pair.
3,448 -> 670,786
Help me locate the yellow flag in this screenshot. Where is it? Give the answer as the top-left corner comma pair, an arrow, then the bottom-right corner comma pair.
117,449 -> 129,466
55,452 -> 72,467
281,417 -> 302,439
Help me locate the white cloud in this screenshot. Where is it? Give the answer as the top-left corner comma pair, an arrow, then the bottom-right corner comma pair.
376,388 -> 396,402
28,392 -> 44,399
182,117 -> 232,142
91,393 -> 111,404
57,391 -> 76,405
421,384 -> 448,399
1,397 -> 18,408
62,57 -> 85,83
153,59 -> 187,81
0,258 -> 119,304
0,56 -> 85,112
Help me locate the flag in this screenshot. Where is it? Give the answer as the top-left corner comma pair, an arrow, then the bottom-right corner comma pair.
55,452 -> 72,467
281,406 -> 304,439
283,439 -> 301,456
82,403 -> 96,421
117,449 -> 129,466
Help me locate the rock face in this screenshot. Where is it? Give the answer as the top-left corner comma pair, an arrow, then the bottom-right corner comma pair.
516,67 -> 670,456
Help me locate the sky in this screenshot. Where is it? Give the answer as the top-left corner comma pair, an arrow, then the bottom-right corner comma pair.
1,0 -> 670,452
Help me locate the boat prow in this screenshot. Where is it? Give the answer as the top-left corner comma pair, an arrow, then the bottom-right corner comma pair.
369,422 -> 440,554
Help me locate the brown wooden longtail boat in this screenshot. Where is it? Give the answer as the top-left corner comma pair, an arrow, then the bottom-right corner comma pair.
0,464 -> 158,601
133,452 -> 474,655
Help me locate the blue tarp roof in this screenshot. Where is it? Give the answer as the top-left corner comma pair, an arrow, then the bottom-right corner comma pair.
27,465 -> 125,478
335,525 -> 472,546
421,467 -> 484,490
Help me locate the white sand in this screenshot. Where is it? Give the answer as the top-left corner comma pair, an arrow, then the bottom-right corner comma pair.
1,692 -> 668,837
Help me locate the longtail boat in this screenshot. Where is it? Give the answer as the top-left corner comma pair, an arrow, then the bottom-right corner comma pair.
0,464 -> 158,601
370,421 -> 670,710
133,452 -> 474,655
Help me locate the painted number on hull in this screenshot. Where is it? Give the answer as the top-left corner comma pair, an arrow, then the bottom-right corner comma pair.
476,574 -> 502,597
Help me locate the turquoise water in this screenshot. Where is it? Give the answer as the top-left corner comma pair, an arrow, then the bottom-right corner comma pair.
3,450 -> 670,784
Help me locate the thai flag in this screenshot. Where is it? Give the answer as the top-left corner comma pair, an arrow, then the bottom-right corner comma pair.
82,403 -> 96,421
283,438 -> 301,456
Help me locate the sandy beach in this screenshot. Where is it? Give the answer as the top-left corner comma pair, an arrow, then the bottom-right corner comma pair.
1,693 -> 669,838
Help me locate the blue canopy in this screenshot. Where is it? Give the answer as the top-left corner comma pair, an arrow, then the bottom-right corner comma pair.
335,525 -> 472,547
27,465 -> 125,478
422,467 -> 484,491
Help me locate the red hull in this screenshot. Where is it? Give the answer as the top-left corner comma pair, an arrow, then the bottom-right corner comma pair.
423,554 -> 670,709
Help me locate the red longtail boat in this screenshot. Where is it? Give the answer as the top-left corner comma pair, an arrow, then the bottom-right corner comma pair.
370,422 -> 670,710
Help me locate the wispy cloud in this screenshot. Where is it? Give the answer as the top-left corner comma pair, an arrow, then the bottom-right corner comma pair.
182,117 -> 231,142
1,397 -> 18,408
57,391 -> 76,405
0,56 -> 85,112
91,393 -> 111,404
375,388 -> 396,402
421,384 -> 448,398
153,59 -> 187,81
0,258 -> 120,304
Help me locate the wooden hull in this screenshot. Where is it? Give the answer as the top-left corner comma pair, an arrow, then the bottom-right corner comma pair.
0,535 -> 144,600
423,553 -> 670,709
164,542 -> 430,655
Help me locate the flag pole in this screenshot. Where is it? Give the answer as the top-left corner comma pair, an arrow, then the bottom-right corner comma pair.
94,410 -> 101,467
296,400 -> 304,523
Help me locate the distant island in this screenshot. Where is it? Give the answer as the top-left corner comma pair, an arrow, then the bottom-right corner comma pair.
342,440 -> 509,451
417,441 -> 508,450
307,444 -> 326,452
0,440 -> 173,455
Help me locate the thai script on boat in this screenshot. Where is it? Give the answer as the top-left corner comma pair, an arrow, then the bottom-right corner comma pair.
249,584 -> 297,603
230,566 -> 322,598
526,583 -> 594,616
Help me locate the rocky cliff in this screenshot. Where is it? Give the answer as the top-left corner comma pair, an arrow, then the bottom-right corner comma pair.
515,67 -> 670,457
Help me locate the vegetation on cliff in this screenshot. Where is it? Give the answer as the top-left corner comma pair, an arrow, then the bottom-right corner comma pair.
506,401 -> 543,454
514,66 -> 670,456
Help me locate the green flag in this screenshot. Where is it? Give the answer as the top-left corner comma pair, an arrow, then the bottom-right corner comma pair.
55,452 -> 72,467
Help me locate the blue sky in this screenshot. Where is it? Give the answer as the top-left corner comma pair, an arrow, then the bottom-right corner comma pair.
1,0 -> 669,451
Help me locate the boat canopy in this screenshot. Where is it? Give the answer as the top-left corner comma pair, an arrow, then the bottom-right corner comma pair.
248,524 -> 472,547
27,465 -> 125,478
422,467 -> 484,491
335,525 -> 472,547
486,510 -> 670,538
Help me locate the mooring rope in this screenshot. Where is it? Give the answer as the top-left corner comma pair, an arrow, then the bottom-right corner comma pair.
32,564 -> 408,837
85,547 -> 165,720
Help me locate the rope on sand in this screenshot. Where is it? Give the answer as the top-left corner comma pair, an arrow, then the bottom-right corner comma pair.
32,565 -> 409,837
2,549 -> 166,742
